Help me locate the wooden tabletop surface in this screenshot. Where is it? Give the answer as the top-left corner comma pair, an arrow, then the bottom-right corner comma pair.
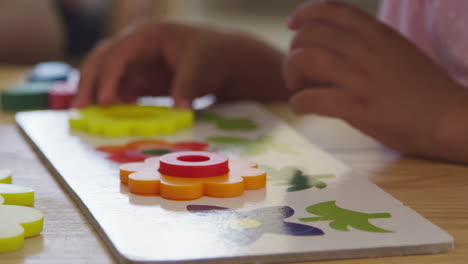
0,65 -> 466,264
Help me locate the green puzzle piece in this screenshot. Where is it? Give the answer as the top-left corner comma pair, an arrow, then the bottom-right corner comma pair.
299,201 -> 393,233
1,82 -> 53,111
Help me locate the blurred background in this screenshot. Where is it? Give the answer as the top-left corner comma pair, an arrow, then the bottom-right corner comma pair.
0,0 -> 379,65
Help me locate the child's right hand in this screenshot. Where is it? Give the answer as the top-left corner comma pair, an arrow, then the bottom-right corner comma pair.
284,1 -> 468,163
73,21 -> 289,108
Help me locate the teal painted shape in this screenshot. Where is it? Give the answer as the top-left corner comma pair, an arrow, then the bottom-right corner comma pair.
299,201 -> 393,233
262,166 -> 334,192
196,112 -> 257,131
287,170 -> 312,192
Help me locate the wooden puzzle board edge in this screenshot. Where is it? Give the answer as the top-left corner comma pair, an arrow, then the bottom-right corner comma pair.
16,101 -> 453,264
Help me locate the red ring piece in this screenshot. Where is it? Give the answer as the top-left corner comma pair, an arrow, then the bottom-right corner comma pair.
158,151 -> 229,178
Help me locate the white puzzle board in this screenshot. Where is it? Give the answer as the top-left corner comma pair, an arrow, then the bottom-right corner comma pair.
16,102 -> 453,264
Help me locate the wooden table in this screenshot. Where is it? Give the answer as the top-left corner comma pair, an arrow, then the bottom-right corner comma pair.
0,66 -> 466,264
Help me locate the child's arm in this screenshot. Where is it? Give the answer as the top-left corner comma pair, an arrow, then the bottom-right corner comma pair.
74,21 -> 289,108
284,1 -> 468,163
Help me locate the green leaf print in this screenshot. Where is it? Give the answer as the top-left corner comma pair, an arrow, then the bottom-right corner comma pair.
299,201 -> 393,233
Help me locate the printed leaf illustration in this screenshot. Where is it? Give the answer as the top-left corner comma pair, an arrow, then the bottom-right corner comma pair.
207,135 -> 295,156
299,201 -> 393,233
196,112 -> 257,131
261,166 -> 334,192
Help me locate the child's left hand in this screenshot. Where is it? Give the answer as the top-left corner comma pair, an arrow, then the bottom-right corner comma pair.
284,1 -> 468,162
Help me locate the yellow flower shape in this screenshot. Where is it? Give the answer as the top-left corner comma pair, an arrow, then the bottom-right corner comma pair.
120,151 -> 267,200
69,105 -> 193,137
0,174 -> 44,253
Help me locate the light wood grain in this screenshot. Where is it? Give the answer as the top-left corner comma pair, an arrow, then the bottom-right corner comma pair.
1,67 -> 467,263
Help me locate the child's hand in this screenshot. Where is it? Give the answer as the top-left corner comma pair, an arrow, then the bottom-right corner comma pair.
74,21 -> 288,108
284,1 -> 468,161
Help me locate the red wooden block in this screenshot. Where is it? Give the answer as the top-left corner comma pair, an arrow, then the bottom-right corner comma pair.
48,81 -> 77,109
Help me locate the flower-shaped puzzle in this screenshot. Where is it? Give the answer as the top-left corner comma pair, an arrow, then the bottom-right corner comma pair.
69,105 -> 193,137
0,171 -> 44,253
120,151 -> 267,200
97,139 -> 208,163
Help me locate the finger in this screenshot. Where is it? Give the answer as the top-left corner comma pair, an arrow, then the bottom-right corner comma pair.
290,23 -> 372,62
73,40 -> 111,107
288,1 -> 379,36
283,47 -> 358,92
170,49 -> 199,109
97,44 -> 134,106
97,27 -> 163,106
289,88 -> 362,119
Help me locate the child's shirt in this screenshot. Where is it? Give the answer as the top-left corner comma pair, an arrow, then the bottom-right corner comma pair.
379,0 -> 468,86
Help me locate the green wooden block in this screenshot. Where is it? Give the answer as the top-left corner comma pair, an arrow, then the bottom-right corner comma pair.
1,82 -> 53,111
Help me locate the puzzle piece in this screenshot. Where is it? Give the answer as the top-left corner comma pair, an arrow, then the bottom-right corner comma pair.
97,139 -> 208,163
27,61 -> 73,82
69,105 -> 193,137
0,183 -> 34,206
0,202 -> 44,253
0,172 -> 44,253
1,82 -> 52,111
48,81 -> 77,110
0,169 -> 12,184
120,151 -> 267,200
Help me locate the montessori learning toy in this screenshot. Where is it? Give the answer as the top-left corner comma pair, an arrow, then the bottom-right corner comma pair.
1,62 -> 77,111
69,104 -> 193,137
120,151 -> 267,200
15,102 -> 452,264
0,170 -> 44,253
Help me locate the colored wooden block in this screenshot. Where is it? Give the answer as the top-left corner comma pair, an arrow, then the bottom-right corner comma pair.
69,105 -> 193,137
120,151 -> 266,200
0,204 -> 44,253
0,173 -> 44,253
0,169 -> 12,184
1,82 -> 52,111
97,139 -> 209,163
27,62 -> 73,82
0,184 -> 34,206
48,81 -> 77,109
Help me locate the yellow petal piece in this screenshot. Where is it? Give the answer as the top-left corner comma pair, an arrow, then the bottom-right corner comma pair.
0,205 -> 44,253
69,105 -> 193,137
0,184 -> 34,206
0,169 -> 12,184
